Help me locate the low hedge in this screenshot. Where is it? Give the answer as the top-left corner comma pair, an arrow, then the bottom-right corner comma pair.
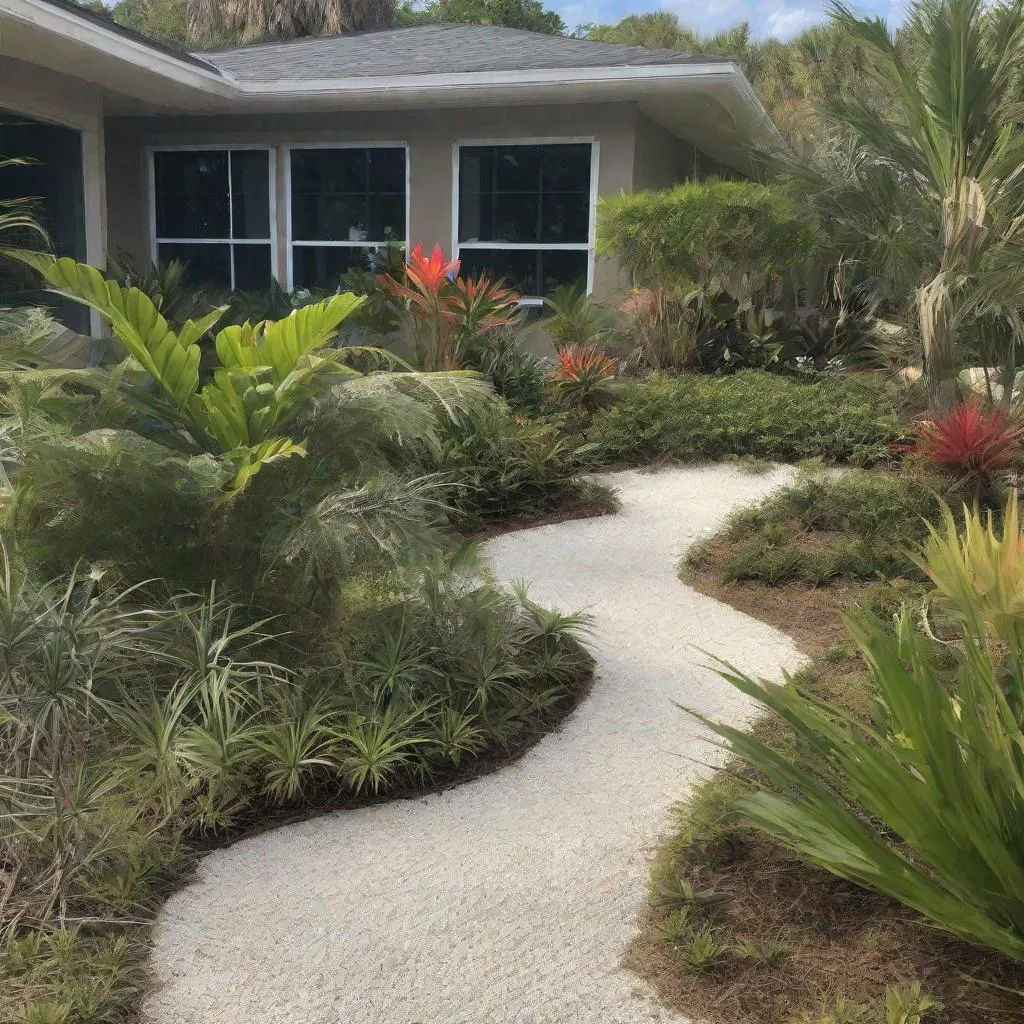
587,371 -> 903,465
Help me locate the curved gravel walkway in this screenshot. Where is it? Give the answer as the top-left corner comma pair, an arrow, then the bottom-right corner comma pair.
144,465 -> 805,1024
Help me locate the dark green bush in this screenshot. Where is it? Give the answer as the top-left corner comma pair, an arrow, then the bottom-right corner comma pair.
598,180 -> 818,288
587,371 -> 903,465
432,402 -> 618,528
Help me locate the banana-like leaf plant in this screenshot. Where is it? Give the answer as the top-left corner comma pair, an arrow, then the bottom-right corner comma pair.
14,252 -> 372,495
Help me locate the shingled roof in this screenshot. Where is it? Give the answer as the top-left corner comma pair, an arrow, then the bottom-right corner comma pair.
201,24 -> 726,82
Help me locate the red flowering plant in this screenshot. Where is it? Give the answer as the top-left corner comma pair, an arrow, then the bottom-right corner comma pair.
908,401 -> 1024,499
379,244 -> 521,370
550,343 -> 617,412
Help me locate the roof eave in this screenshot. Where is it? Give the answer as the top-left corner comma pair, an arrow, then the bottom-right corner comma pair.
1,0 -> 233,92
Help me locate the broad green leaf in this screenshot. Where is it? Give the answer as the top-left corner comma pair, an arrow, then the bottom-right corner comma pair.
21,254 -> 201,411
254,293 -> 365,382
221,437 -> 307,499
192,369 -> 253,451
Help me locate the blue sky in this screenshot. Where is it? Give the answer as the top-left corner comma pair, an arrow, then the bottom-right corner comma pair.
558,0 -> 903,40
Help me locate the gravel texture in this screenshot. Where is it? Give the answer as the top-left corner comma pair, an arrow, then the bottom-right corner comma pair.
143,465 -> 805,1024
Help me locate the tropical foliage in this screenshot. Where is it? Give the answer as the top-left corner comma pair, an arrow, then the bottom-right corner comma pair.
395,0 -> 564,33
0,251 -> 598,1018
587,371 -> 901,466
773,0 -> 1024,411
700,496 -> 1024,962
0,543 -> 592,1020
550,344 -> 617,411
186,0 -> 393,44
379,243 -> 521,371
598,181 -> 818,292
909,401 -> 1024,493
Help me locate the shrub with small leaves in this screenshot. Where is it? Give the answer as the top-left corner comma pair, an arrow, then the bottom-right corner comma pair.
588,372 -> 902,466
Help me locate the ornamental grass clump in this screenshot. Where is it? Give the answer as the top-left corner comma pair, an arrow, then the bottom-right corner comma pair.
698,496 -> 1024,962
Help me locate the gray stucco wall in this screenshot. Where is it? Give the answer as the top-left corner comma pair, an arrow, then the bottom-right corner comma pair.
631,111 -> 730,192
104,103 -> 640,298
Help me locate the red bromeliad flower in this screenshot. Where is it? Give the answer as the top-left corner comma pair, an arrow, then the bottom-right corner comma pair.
451,273 -> 521,335
406,243 -> 460,295
912,401 -> 1024,484
550,344 -> 617,411
552,344 -> 617,383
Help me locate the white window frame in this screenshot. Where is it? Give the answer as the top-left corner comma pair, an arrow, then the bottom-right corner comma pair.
148,144 -> 277,292
451,136 -> 600,306
284,141 -> 411,290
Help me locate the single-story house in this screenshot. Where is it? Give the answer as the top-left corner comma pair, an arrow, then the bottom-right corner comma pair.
0,0 -> 780,331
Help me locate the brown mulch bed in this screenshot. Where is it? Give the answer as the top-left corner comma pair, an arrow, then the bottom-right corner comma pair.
466,498 -> 616,540
625,562 -> 1024,1024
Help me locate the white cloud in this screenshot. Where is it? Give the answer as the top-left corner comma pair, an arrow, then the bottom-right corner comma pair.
658,0 -> 745,32
762,3 -> 823,36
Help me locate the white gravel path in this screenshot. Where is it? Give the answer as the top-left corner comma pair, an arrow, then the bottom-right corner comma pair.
143,465 -> 806,1024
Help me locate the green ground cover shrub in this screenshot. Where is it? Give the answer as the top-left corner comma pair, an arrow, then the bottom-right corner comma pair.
430,402 -> 618,529
687,468 -> 950,585
0,550 -> 591,1022
587,371 -> 904,465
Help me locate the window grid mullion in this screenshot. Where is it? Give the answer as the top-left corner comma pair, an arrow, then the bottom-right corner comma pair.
226,151 -> 235,291
535,145 -> 543,245
152,147 -> 273,292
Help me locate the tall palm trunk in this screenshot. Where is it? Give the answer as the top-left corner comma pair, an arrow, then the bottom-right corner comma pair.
918,273 -> 959,410
187,0 -> 392,45
921,178 -> 988,411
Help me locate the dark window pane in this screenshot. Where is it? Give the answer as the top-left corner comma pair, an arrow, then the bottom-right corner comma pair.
231,150 -> 270,239
459,148 -> 492,194
292,194 -> 368,241
458,249 -> 538,296
155,150 -> 227,197
494,146 -> 541,192
368,148 -> 406,194
538,249 -> 589,295
458,247 -> 588,298
233,244 -> 272,291
292,148 -> 366,194
290,148 -> 406,243
367,194 -> 406,241
542,144 -> 591,192
292,245 -> 374,289
493,193 -> 540,243
540,193 -> 590,243
154,151 -> 230,239
458,189 -> 492,243
458,143 -> 592,245
157,242 -> 231,288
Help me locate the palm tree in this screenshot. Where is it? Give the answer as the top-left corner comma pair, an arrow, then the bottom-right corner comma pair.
780,0 -> 1024,410
186,0 -> 392,46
